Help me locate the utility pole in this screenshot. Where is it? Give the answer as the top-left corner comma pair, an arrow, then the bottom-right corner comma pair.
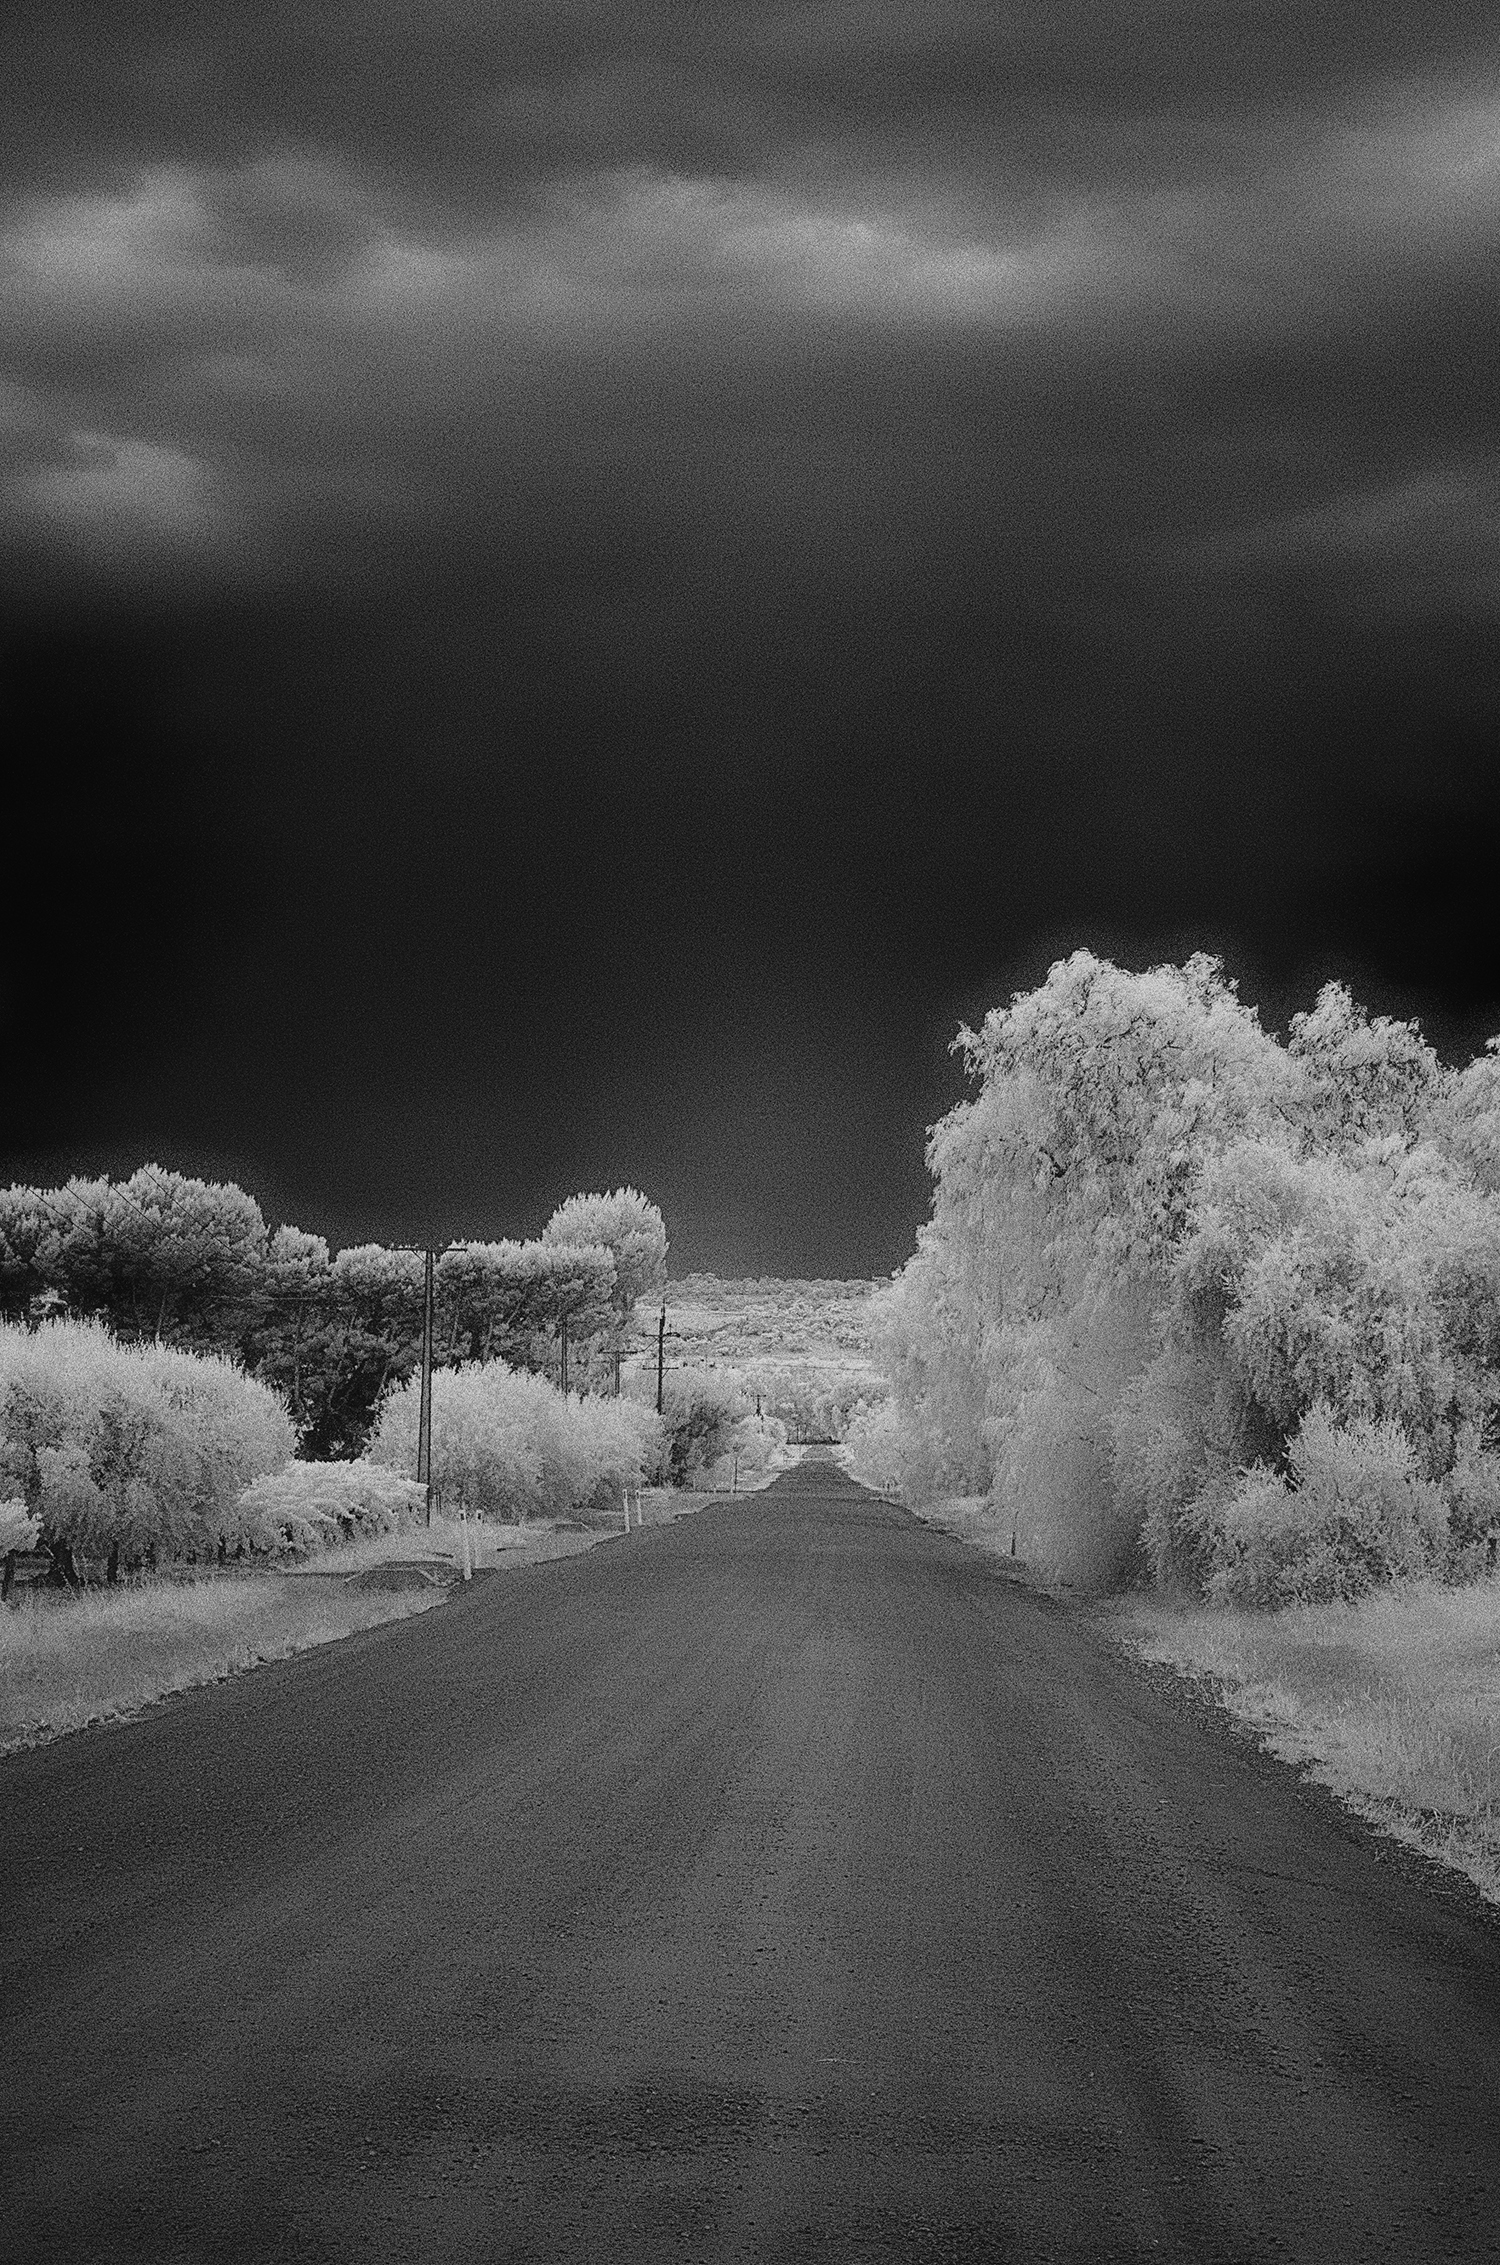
656,1300 -> 666,1416
416,1246 -> 435,1527
560,1306 -> 569,1398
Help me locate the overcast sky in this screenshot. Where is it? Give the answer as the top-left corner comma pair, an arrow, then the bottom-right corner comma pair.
4,3 -> 1499,1273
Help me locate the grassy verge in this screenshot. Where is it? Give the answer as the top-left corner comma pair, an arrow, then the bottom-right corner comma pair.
1111,1579 -> 1500,1905
908,1495 -> 1024,1556
0,1573 -> 446,1753
908,1496 -> 1500,1905
282,1512 -> 614,1577
0,1514 -> 629,1752
0,1481 -> 783,1756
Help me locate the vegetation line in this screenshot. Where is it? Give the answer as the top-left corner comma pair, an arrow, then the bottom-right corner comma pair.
914,1494 -> 1500,1908
0,1571 -> 446,1755
1116,1582 -> 1500,1908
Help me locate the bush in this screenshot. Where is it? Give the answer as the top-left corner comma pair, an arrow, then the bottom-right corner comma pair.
726,1412 -> 789,1484
993,1348 -> 1144,1587
651,1372 -> 745,1487
1205,1405 -> 1448,1608
696,1414 -> 789,1493
841,1399 -> 907,1493
234,1459 -> 428,1561
1444,1447 -> 1500,1557
369,1363 -> 660,1524
0,1497 -> 37,1553
0,1318 -> 295,1571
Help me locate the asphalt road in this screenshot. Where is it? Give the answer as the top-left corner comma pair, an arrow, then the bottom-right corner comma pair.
4,1455 -> 1500,2264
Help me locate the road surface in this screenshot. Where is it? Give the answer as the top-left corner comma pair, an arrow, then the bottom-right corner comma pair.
3,1455 -> 1499,2261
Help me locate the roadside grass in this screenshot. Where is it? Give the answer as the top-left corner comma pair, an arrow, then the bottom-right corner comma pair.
285,1512 -> 612,1577
0,1473 -> 788,1755
637,1486 -> 715,1519
908,1496 -> 1019,1550
0,1573 -> 446,1753
0,1487 -> 745,1751
1114,1579 -> 1500,1905
907,1496 -> 1500,1905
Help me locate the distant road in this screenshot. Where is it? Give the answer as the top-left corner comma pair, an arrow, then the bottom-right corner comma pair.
4,1456 -> 1499,2262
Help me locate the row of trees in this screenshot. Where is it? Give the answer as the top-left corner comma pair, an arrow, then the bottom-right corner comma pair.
688,1357 -> 883,1445
0,1176 -> 668,1457
856,954 -> 1500,1604
0,1320 -> 792,1580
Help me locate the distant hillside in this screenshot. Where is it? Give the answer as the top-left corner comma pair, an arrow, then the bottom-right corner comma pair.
621,1275 -> 890,1440
654,1275 -> 886,1361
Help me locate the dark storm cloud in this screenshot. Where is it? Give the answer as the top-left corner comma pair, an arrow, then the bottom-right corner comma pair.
4,4 -> 1500,1266
4,3 -> 1496,198
5,1 -> 1499,606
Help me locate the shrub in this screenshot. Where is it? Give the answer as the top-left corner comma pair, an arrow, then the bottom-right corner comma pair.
0,1497 -> 38,1553
568,1392 -> 663,1517
992,1343 -> 1144,1587
1205,1405 -> 1447,1608
0,1318 -> 295,1571
842,1398 -> 908,1494
234,1459 -> 428,1560
725,1412 -> 789,1485
371,1364 -> 542,1520
369,1362 -> 660,1524
1444,1446 -> 1500,1549
652,1372 -> 745,1487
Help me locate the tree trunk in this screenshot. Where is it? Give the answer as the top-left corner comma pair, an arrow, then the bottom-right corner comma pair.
43,1532 -> 79,1588
107,1542 -> 120,1585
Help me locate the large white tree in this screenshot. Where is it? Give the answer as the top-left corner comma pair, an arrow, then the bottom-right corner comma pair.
542,1188 -> 667,1318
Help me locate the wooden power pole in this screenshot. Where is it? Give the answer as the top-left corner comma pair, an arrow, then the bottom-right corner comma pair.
416,1246 -> 435,1525
656,1300 -> 666,1415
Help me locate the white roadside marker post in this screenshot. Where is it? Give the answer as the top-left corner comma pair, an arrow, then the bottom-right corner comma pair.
461,1504 -> 472,1582
623,1490 -> 631,1534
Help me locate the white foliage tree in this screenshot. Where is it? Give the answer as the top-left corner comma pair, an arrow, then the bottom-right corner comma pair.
0,1318 -> 295,1576
370,1362 -> 659,1524
875,948 -> 1500,1599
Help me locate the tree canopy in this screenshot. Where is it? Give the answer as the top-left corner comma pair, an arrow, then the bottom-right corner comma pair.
0,1170 -> 668,1459
877,952 -> 1500,1601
